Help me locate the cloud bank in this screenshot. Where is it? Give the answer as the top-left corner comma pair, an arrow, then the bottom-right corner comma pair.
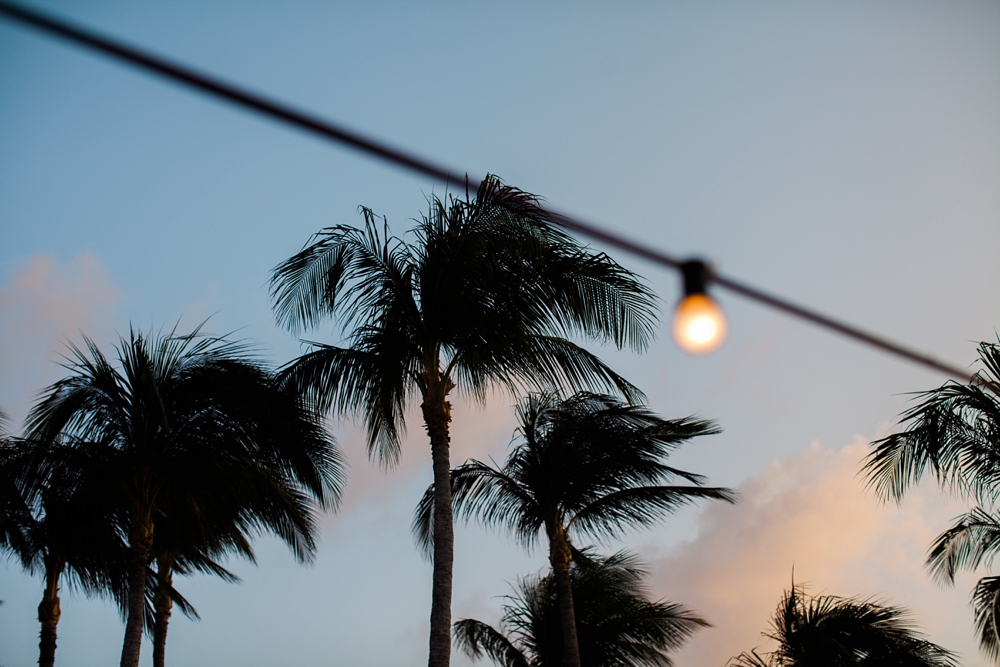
0,254 -> 121,425
648,437 -> 989,667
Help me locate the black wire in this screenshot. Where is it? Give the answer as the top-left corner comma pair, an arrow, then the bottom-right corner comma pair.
0,0 -> 977,385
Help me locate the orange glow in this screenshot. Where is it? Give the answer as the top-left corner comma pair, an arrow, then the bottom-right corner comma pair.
672,294 -> 727,354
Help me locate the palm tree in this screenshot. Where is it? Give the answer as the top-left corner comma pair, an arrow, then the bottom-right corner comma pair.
728,581 -> 958,667
455,551 -> 707,667
414,391 -> 734,667
0,436 -> 125,667
3,434 -> 252,667
24,326 -> 345,667
144,508 -> 248,667
864,340 -> 1000,657
270,174 -> 658,667
142,484 -> 260,667
138,352 -> 347,667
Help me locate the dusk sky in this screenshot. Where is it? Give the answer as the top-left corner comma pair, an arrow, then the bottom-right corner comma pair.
2,1 -> 999,665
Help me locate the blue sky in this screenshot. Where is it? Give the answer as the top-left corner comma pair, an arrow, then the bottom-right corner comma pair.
1,2 -> 999,665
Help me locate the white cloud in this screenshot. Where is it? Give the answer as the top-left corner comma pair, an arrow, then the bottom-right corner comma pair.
0,254 -> 122,426
647,437 -> 991,667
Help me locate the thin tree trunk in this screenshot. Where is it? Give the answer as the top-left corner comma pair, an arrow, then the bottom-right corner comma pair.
37,555 -> 64,667
120,519 -> 154,667
422,385 -> 454,667
549,528 -> 582,667
152,556 -> 174,667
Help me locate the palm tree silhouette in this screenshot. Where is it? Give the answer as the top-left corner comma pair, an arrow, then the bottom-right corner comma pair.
0,434 -> 124,667
455,551 -> 707,667
414,391 -> 733,667
143,509 -> 252,667
864,340 -> 1000,657
24,326 -> 345,667
270,175 -> 658,667
728,581 -> 957,667
141,475 -> 266,667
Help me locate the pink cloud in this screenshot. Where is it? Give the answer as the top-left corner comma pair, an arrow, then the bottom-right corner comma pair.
0,254 -> 121,425
646,437 -> 990,667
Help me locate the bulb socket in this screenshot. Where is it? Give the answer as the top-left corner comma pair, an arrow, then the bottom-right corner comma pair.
680,260 -> 712,296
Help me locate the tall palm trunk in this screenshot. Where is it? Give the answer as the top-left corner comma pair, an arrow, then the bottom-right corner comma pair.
422,372 -> 455,667
152,556 -> 174,667
548,526 -> 582,667
37,555 -> 65,667
120,518 -> 154,667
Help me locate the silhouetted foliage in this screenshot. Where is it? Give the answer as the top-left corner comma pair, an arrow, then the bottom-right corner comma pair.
0,429 -> 125,667
0,409 -> 30,557
455,551 -> 706,667
865,341 -> 1000,658
271,175 -> 658,667
728,581 -> 957,667
24,325 -> 345,667
415,391 -> 733,666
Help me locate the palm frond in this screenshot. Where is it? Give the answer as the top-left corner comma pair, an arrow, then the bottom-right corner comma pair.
972,575 -> 1000,660
864,343 -> 1000,502
270,211 -> 419,336
454,619 -> 532,667
277,341 -> 415,465
413,461 -> 542,559
462,335 -> 645,405
144,568 -> 201,629
569,485 -> 736,541
927,507 -> 1000,584
726,650 -> 773,667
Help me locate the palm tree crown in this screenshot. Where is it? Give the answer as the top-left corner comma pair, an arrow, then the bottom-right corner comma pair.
270,175 -> 656,461
864,340 -> 1000,657
729,582 -> 958,667
270,175 -> 659,667
455,551 -> 708,667
24,325 -> 345,667
415,391 -> 734,552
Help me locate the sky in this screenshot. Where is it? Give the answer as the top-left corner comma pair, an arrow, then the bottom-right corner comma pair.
1,1 -> 999,665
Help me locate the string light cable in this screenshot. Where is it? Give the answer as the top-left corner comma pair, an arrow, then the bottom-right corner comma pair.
0,0 -> 978,385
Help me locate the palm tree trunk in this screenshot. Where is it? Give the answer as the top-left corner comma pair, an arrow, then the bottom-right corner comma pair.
120,519 -> 154,667
37,555 -> 65,667
422,388 -> 454,667
152,556 -> 174,667
549,529 -> 582,667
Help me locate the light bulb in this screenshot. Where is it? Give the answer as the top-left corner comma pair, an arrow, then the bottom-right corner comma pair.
672,293 -> 727,355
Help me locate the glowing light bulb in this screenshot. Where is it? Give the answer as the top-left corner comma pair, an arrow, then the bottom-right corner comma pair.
671,259 -> 728,355
672,294 -> 727,355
